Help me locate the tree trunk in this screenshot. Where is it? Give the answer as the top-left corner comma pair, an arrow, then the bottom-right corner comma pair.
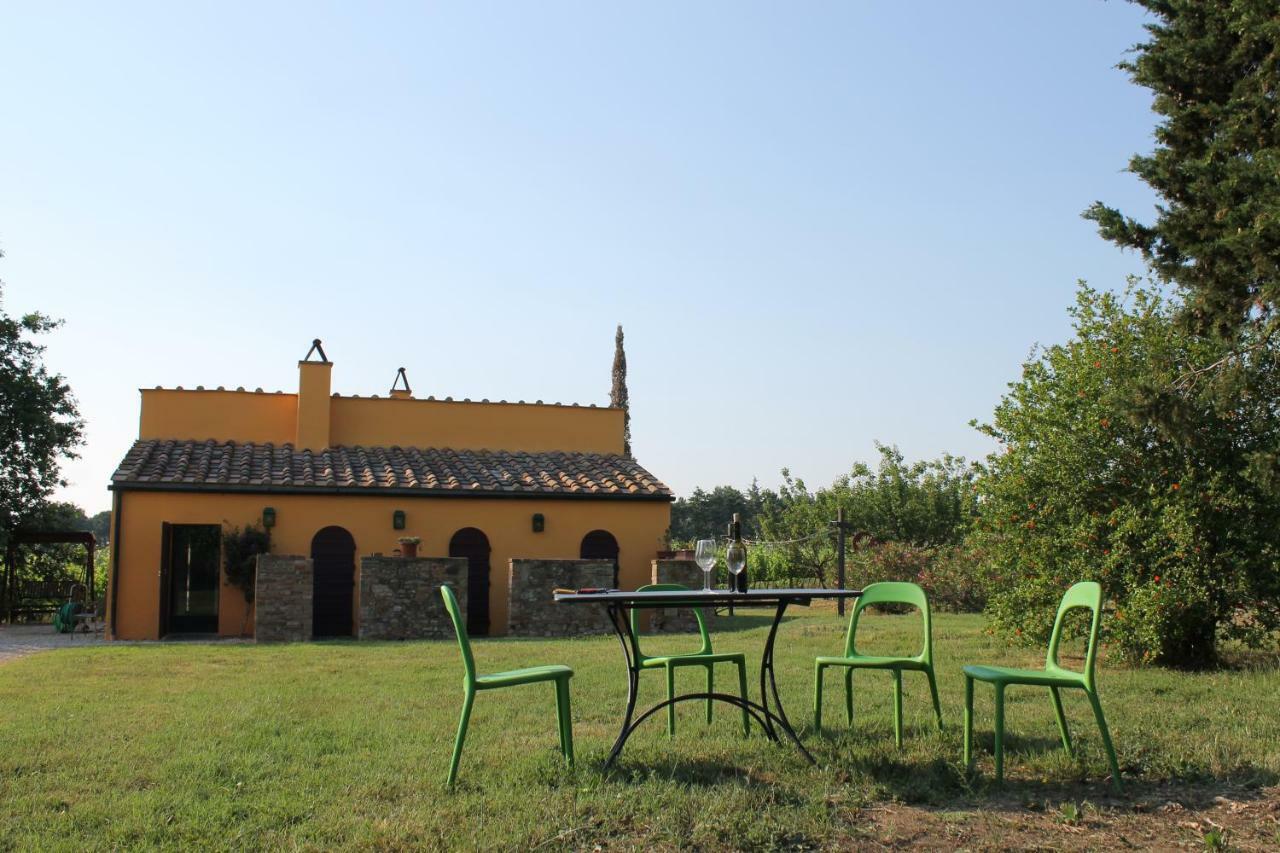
1159,614 -> 1218,668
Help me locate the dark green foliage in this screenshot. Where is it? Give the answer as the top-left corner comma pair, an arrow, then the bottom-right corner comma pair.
758,445 -> 976,551
222,521 -> 270,604
1084,0 -> 1280,342
668,481 -> 776,543
609,325 -> 631,458
972,281 -> 1280,666
84,510 -> 111,545
677,447 -> 979,594
0,267 -> 84,549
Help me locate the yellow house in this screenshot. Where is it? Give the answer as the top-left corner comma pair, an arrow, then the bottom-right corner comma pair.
106,342 -> 672,640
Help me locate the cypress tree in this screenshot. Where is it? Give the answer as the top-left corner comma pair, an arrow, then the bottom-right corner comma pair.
1084,0 -> 1280,344
610,324 -> 631,458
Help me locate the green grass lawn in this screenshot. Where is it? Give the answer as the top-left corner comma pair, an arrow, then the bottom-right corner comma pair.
2,606 -> 1278,850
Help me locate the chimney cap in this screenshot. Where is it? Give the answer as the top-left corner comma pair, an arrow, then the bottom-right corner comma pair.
302,339 -> 329,363
390,367 -> 412,394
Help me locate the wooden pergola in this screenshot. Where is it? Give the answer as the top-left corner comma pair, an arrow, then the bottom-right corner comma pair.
3,531 -> 96,623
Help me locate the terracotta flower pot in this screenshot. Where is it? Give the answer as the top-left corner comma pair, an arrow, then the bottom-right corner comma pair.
399,541 -> 418,558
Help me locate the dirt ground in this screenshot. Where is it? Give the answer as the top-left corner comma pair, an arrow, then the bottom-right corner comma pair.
853,784 -> 1280,851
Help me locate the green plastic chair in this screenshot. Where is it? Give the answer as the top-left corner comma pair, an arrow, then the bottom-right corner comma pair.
630,583 -> 750,737
813,581 -> 943,746
963,581 -> 1121,790
440,584 -> 574,786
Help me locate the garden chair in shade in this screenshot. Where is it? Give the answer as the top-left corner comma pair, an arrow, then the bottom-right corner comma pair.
813,581 -> 943,746
440,584 -> 574,787
962,581 -> 1122,790
630,583 -> 750,736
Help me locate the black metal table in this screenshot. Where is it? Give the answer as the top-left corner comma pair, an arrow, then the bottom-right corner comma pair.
555,588 -> 862,768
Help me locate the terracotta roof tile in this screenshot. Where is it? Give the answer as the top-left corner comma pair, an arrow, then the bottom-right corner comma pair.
111,440 -> 672,500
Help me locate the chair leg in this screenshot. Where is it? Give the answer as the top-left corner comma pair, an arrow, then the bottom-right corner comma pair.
705,663 -> 714,725
736,659 -> 749,736
926,667 -> 944,731
993,683 -> 1006,784
813,663 -> 825,733
1086,689 -> 1122,792
555,678 -> 574,767
1050,686 -> 1073,757
892,669 -> 904,748
447,687 -> 475,787
666,664 -> 677,737
844,668 -> 854,726
963,676 -> 973,767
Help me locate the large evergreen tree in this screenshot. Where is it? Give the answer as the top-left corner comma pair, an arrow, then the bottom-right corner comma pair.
609,324 -> 631,457
1084,0 -> 1280,344
0,255 -> 84,542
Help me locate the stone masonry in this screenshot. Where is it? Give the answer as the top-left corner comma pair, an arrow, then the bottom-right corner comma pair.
255,554 -> 313,642
358,556 -> 468,640
507,559 -> 613,636
649,559 -> 716,633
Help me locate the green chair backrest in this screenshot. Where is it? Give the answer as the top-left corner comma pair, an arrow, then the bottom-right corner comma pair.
440,584 -> 476,685
1045,581 -> 1104,689
630,583 -> 713,657
844,581 -> 933,662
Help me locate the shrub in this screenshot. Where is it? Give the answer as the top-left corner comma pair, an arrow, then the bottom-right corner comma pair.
222,521 -> 270,607
972,282 -> 1280,666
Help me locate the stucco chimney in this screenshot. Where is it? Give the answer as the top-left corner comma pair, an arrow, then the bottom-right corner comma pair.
389,367 -> 413,400
296,339 -> 332,450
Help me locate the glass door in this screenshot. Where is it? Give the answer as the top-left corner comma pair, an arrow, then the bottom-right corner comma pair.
166,524 -> 221,634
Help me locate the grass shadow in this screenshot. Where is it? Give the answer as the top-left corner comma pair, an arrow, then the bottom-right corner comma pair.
815,737 -> 1280,813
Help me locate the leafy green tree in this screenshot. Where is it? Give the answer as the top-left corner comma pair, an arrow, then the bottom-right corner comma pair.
0,267 -> 84,547
973,281 -> 1280,666
1084,0 -> 1280,344
669,481 -> 776,544
752,446 -> 977,587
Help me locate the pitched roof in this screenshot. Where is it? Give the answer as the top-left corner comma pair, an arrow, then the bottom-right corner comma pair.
110,440 -> 672,500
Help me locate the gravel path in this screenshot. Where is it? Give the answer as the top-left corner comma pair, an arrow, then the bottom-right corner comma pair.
0,624 -> 105,664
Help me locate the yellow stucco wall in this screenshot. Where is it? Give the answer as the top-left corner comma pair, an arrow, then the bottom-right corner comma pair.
328,397 -> 624,453
109,490 -> 670,640
139,389 -> 297,444
137,382 -> 625,453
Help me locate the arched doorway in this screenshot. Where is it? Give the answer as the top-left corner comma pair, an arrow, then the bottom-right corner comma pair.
449,528 -> 491,636
311,526 -> 355,638
580,529 -> 620,588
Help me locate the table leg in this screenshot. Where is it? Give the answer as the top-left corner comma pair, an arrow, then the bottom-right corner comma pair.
604,602 -> 640,767
601,596 -> 817,770
760,600 -> 814,764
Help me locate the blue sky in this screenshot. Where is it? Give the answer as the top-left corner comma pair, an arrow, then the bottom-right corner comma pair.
1,2 -> 1157,513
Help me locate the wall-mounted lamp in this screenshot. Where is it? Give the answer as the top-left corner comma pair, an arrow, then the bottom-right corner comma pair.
393,510 -> 406,530
532,513 -> 545,533
262,507 -> 276,528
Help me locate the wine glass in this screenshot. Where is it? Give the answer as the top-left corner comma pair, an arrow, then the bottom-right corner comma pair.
695,539 -> 717,592
725,539 -> 747,591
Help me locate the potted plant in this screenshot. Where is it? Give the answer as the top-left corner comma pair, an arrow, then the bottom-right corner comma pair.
397,536 -> 421,558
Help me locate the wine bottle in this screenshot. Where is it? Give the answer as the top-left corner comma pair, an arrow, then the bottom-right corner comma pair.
727,513 -> 749,593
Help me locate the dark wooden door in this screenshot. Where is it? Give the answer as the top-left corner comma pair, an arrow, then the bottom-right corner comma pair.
158,522 -> 172,638
311,526 -> 355,638
580,529 -> 620,588
449,528 -> 490,636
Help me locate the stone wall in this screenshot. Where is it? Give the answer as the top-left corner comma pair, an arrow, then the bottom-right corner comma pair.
358,556 -> 468,640
649,559 -> 716,633
255,554 -> 313,642
507,559 -> 613,636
